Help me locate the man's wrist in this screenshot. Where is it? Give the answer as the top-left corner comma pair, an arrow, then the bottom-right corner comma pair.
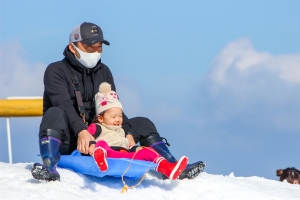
76,129 -> 86,137
126,131 -> 134,136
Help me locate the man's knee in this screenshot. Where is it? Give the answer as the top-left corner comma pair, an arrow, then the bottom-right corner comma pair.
43,107 -> 65,118
130,117 -> 156,127
40,107 -> 68,134
129,116 -> 161,143
39,107 -> 77,155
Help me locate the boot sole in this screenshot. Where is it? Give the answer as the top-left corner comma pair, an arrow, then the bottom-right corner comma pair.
178,161 -> 206,180
169,156 -> 188,180
93,147 -> 108,172
31,163 -> 60,181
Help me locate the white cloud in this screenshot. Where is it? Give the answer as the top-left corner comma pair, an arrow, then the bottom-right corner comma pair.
0,41 -> 46,98
269,54 -> 300,84
196,38 -> 300,140
210,38 -> 300,85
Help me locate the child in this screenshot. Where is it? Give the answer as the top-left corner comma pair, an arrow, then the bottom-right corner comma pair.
87,82 -> 188,180
276,167 -> 300,185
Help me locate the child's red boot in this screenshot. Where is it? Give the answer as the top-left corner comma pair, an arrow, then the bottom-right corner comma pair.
155,156 -> 188,180
93,147 -> 108,172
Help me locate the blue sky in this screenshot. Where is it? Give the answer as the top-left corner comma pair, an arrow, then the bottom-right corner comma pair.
0,0 -> 300,180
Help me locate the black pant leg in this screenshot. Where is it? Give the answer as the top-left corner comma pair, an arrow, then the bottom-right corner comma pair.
128,117 -> 160,143
39,107 -> 77,155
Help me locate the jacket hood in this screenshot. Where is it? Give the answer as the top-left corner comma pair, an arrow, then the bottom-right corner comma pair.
63,45 -> 102,102
63,45 -> 102,73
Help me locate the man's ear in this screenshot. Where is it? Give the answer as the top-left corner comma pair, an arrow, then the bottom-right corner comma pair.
68,43 -> 81,59
68,43 -> 76,54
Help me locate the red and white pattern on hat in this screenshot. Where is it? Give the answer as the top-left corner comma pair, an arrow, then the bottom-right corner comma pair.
95,82 -> 123,115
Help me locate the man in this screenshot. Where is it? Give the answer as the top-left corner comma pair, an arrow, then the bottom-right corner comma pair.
31,22 -> 205,181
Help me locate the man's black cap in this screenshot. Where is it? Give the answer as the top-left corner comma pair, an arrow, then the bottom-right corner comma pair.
69,22 -> 110,45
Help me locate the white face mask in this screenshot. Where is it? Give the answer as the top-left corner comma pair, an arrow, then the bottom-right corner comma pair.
72,43 -> 101,68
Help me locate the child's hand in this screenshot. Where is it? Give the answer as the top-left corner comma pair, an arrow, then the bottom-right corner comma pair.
88,144 -> 95,155
126,134 -> 136,149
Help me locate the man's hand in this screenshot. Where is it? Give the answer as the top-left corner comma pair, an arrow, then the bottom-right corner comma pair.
126,134 -> 136,149
77,130 -> 95,154
88,144 -> 95,155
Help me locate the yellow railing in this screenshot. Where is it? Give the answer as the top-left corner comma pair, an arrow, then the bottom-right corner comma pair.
0,98 -> 43,117
0,97 -> 43,164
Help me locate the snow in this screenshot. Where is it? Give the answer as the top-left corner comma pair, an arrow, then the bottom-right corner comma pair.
1,162 -> 299,200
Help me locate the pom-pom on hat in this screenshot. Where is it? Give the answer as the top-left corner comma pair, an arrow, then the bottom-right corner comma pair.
95,82 -> 123,115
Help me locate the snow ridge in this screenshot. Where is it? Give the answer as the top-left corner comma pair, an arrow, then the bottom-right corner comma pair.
0,162 -> 299,200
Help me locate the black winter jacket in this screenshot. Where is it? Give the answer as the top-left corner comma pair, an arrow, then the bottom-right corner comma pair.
43,46 -> 133,136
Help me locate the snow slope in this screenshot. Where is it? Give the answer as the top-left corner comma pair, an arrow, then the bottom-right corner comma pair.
0,162 -> 299,200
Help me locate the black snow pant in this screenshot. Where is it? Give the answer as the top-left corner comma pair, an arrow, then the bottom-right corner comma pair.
39,107 -> 161,155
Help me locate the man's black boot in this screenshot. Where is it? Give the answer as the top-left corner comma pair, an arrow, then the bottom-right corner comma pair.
140,134 -> 205,180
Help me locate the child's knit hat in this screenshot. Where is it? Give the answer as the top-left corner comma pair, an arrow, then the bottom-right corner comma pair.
95,82 -> 123,115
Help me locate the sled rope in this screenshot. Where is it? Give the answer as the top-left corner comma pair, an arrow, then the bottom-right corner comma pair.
121,147 -> 159,193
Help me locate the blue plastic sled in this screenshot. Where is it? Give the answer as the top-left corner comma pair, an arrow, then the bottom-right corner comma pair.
58,150 -> 157,178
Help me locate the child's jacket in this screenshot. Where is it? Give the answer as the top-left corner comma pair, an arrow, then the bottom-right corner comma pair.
88,123 -> 129,149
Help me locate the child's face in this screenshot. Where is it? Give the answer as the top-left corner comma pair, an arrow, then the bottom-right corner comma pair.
98,107 -> 123,126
